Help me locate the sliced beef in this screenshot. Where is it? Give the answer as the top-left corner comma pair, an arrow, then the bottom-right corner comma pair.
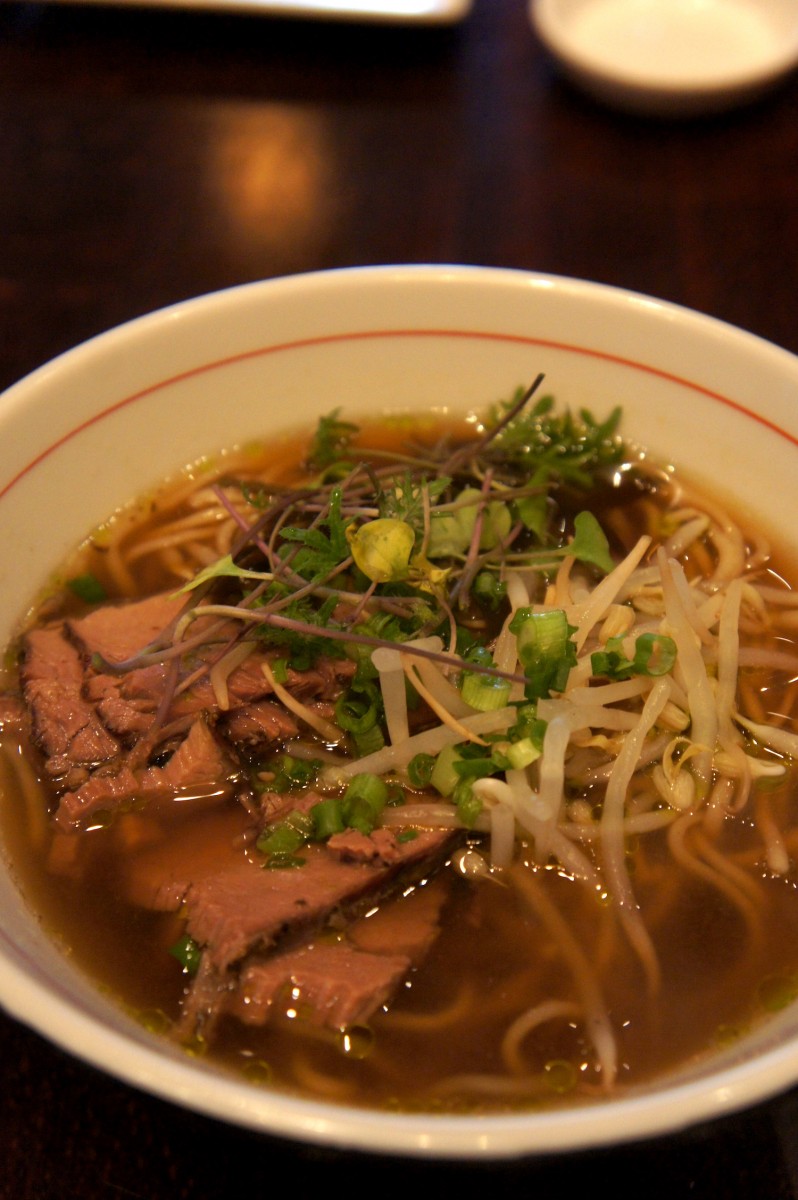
181,827 -> 457,972
140,719 -> 232,794
66,592 -> 187,665
229,942 -> 409,1030
56,718 -> 237,828
327,827 -> 404,867
219,701 -> 298,751
183,871 -> 452,1037
347,875 -> 449,961
18,585 -> 360,830
55,766 -> 140,827
85,671 -> 162,738
180,654 -> 356,716
22,626 -> 120,784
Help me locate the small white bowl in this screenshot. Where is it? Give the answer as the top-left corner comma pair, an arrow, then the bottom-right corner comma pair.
530,0 -> 798,117
3,265 -> 798,1158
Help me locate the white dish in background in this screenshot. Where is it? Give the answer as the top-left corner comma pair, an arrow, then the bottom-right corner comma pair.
530,0 -> 798,116
3,265 -> 798,1158
37,0 -> 471,21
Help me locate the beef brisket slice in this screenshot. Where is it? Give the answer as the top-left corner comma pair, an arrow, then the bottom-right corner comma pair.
22,626 -> 119,780
229,943 -> 410,1030
183,828 -> 456,972
56,718 -> 237,828
187,872 -> 451,1036
66,592 -> 186,665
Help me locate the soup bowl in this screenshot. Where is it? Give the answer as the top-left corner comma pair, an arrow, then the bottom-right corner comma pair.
1,264 -> 798,1159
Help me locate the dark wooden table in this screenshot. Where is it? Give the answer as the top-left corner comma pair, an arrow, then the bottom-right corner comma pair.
2,1 -> 798,1195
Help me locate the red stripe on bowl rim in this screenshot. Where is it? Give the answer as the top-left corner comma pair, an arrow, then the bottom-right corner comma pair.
1,326 -> 796,503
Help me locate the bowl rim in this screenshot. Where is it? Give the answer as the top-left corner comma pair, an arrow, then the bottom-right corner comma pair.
3,262 -> 798,1159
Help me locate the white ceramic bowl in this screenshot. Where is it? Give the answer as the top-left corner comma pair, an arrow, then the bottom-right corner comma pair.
530,0 -> 798,117
2,264 -> 798,1158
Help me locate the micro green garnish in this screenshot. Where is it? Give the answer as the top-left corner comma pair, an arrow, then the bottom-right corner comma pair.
111,385 -> 634,741
483,391 -> 624,490
568,511 -> 615,576
347,518 -> 415,584
378,473 -> 451,531
307,409 -> 359,470
280,486 -> 351,583
174,553 -> 273,596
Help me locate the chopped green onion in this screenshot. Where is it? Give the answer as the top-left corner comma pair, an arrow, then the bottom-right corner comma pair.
633,633 -> 677,677
354,723 -> 385,757
256,811 -> 311,858
168,933 -> 202,976
270,657 -> 289,685
68,572 -> 107,604
407,753 -> 436,788
311,797 -> 346,839
342,773 -> 389,834
453,756 -> 499,780
503,736 -> 542,770
592,633 -> 677,681
453,780 -> 483,829
258,754 -> 320,794
461,669 -> 511,712
472,571 -> 507,611
429,743 -> 463,797
335,687 -> 380,736
265,853 -> 306,870
510,607 -> 577,700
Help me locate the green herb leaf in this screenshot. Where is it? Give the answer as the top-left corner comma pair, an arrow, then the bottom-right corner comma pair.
174,553 -> 272,596
307,409 -> 359,470
569,511 -> 615,575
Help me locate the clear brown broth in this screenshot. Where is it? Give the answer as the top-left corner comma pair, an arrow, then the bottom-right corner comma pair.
3,418 -> 798,1113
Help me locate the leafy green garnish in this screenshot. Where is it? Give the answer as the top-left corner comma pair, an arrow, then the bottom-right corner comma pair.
569,511 -> 615,575
379,473 -> 451,531
281,486 -> 351,582
174,554 -> 272,596
485,392 -> 624,489
307,409 -> 359,470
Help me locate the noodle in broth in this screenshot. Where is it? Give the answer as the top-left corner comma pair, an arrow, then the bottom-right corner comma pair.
3,383 -> 798,1113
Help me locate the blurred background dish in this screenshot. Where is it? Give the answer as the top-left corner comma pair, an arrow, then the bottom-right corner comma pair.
529,0 -> 798,116
34,0 -> 472,20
